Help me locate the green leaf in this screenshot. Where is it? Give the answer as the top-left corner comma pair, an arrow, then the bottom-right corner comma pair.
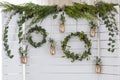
18,32 -> 23,37
4,43 -> 7,47
4,39 -> 8,42
9,55 -> 14,58
7,50 -> 11,55
108,48 -> 111,52
108,43 -> 111,45
4,35 -> 8,38
19,27 -> 22,31
111,49 -> 115,52
112,45 -> 115,47
53,14 -> 57,19
6,45 -> 9,49
112,40 -> 115,43
19,38 -> 23,43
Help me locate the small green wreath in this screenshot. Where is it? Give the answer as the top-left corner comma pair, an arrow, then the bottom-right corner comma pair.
27,25 -> 47,48
61,32 -> 92,62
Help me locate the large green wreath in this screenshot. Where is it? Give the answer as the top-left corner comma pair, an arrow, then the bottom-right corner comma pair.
61,32 -> 92,62
27,25 -> 47,48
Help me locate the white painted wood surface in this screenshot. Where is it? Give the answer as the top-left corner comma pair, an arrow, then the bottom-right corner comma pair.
47,0 -> 119,5
2,4 -> 120,80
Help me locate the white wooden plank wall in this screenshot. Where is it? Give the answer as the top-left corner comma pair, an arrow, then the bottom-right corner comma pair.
2,2 -> 120,80
47,0 -> 119,5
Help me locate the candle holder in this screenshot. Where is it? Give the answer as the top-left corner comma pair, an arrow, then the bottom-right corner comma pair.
50,46 -> 56,55
21,56 -> 27,64
19,45 -> 28,64
49,38 -> 56,55
96,65 -> 101,74
89,21 -> 97,37
59,12 -> 65,33
94,57 -> 102,74
90,28 -> 96,37
59,24 -> 65,33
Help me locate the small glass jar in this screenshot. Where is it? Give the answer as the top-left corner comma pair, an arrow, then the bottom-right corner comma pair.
59,24 -> 65,33
21,56 -> 27,64
96,65 -> 101,74
50,47 -> 56,55
90,28 -> 96,37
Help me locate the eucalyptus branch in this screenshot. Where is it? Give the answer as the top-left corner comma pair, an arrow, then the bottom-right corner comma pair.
89,21 -> 98,29
101,11 -> 118,52
64,3 -> 97,20
3,12 -> 17,58
17,13 -> 26,43
94,57 -> 102,65
96,1 -> 118,53
48,38 -> 56,48
19,45 -> 28,56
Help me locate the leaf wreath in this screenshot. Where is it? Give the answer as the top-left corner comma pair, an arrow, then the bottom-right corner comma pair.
61,31 -> 92,62
26,25 -> 47,48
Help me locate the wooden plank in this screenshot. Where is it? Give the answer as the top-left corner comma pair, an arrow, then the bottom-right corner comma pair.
26,73 -> 120,80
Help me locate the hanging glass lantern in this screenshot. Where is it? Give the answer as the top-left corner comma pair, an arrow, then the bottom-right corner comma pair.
59,24 -> 65,33
96,65 -> 101,74
90,28 -> 96,37
59,12 -> 65,33
20,34 -> 28,64
21,55 -> 27,64
50,46 -> 56,55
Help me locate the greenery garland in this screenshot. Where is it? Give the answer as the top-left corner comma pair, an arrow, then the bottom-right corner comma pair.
64,3 -> 97,20
61,32 -> 92,62
17,13 -> 26,43
96,2 -> 118,52
3,26 -> 14,58
26,25 -> 47,48
0,2 -> 58,26
3,12 -> 17,58
102,14 -> 118,52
